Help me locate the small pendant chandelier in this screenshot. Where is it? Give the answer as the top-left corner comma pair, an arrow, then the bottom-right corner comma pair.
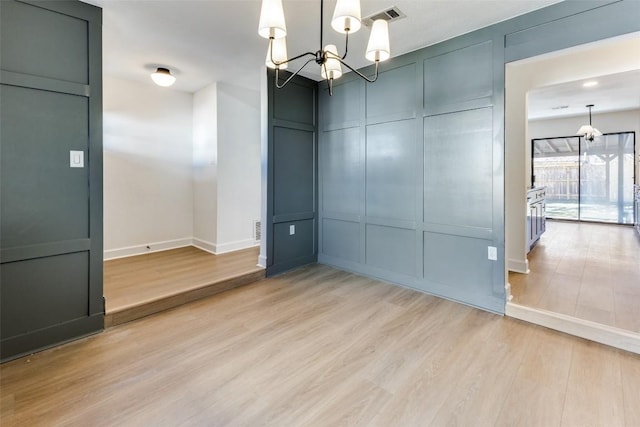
576,104 -> 602,142
258,0 -> 391,96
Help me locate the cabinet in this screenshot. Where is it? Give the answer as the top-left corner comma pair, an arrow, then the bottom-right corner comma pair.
527,187 -> 546,252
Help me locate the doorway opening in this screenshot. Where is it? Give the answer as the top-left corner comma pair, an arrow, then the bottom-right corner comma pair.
505,32 -> 640,352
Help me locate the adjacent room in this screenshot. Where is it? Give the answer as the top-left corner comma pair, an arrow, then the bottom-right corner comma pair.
101,75 -> 265,326
505,33 -> 640,339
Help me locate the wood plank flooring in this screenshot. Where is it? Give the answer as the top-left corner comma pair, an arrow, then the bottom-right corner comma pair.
510,220 -> 640,333
2,264 -> 639,426
104,246 -> 264,326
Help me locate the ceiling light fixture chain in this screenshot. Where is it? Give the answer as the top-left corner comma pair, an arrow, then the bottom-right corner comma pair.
259,0 -> 391,96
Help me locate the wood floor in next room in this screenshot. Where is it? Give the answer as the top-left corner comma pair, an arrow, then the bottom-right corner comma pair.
104,246 -> 264,326
2,264 -> 640,426
510,220 -> 640,333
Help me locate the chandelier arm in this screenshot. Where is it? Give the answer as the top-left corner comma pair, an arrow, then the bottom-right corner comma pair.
269,39 -> 316,67
275,57 -> 316,89
336,57 -> 380,83
272,50 -> 316,66
341,31 -> 349,60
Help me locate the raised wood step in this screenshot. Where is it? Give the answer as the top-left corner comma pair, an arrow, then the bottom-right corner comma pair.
104,246 -> 264,327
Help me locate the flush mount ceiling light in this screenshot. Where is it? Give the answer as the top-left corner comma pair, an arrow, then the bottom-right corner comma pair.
258,0 -> 391,96
576,104 -> 602,142
150,67 -> 176,87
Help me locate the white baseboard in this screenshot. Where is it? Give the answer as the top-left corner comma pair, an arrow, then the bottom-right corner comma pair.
106,237 -> 260,260
192,238 -> 217,255
506,302 -> 640,354
257,254 -> 267,268
214,238 -> 259,254
104,238 -> 193,261
190,238 -> 259,255
508,257 -> 529,274
505,281 -> 513,302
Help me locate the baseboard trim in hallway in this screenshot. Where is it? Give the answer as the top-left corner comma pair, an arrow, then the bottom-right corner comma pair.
506,302 -> 640,354
105,270 -> 266,327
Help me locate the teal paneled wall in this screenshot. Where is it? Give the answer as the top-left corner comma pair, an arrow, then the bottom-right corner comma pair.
266,72 -> 318,275
1,86 -> 90,247
318,0 -> 640,313
321,127 -> 360,215
366,224 -> 416,277
423,108 -> 493,229
367,64 -> 417,122
423,41 -> 493,115
319,34 -> 502,312
365,120 -> 416,222
1,0 -> 103,361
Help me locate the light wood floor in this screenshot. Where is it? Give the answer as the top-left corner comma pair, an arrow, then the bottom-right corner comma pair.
3,264 -> 639,426
510,220 -> 640,333
104,246 -> 264,326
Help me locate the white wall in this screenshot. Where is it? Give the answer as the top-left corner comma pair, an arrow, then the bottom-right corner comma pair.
103,76 -> 194,258
191,82 -> 262,254
104,78 -> 262,259
505,36 -> 640,274
193,83 -> 218,248
216,82 -> 261,252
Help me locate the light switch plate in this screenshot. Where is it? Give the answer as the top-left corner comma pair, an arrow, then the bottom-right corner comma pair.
289,225 -> 295,235
70,150 -> 84,168
488,246 -> 497,261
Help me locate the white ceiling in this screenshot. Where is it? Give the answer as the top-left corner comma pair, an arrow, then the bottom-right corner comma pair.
83,0 -> 564,93
528,69 -> 640,121
524,32 -> 640,121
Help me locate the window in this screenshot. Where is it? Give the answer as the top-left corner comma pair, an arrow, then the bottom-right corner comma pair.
532,132 -> 636,224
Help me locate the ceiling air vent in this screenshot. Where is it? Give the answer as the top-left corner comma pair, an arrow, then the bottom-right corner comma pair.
362,6 -> 406,27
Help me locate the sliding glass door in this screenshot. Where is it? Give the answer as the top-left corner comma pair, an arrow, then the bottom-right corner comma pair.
532,136 -> 580,220
532,132 -> 636,224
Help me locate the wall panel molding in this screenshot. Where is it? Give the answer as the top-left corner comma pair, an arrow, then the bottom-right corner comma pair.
1,0 -> 103,361
266,70 -> 318,276
318,0 -> 640,315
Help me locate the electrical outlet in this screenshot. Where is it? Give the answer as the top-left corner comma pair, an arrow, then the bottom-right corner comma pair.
289,225 -> 295,235
488,246 -> 497,261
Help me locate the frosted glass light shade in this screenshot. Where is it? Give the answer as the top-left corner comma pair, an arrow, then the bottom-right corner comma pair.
258,0 -> 287,39
321,45 -> 343,80
366,20 -> 390,62
150,67 -> 176,87
331,0 -> 361,34
576,125 -> 602,138
266,38 -> 288,69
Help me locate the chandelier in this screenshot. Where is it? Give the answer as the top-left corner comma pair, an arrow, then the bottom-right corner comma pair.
258,0 -> 391,95
576,104 -> 602,142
